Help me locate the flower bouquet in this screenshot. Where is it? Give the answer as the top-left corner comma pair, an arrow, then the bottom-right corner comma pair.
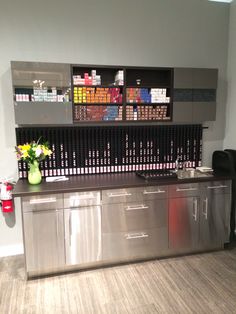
15,139 -> 52,184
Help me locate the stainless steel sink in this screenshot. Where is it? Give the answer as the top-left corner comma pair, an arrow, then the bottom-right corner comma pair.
174,169 -> 213,179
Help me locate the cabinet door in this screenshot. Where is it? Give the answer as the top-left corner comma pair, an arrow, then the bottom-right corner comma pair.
192,101 -> 216,122
173,68 -> 193,122
200,194 -> 231,248
192,68 -> 218,89
64,206 -> 102,265
172,102 -> 193,122
173,68 -> 193,88
23,209 -> 65,274
169,197 -> 199,250
14,101 -> 73,125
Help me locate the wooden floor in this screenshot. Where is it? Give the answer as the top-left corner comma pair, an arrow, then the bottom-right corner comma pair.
0,249 -> 236,314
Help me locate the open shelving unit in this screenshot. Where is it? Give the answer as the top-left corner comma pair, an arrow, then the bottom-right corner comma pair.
71,64 -> 173,123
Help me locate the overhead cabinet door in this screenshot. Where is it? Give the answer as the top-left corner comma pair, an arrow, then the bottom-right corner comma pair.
173,68 -> 217,123
12,61 -> 73,125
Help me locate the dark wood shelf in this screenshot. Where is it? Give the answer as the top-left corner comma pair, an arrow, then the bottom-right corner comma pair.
73,85 -> 124,88
126,102 -> 170,105
74,103 -> 123,105
126,85 -> 171,89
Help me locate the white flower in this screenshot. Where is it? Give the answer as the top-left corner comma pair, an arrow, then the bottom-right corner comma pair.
35,147 -> 42,157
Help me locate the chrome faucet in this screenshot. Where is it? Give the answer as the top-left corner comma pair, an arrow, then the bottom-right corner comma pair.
175,157 -> 180,172
183,161 -> 187,171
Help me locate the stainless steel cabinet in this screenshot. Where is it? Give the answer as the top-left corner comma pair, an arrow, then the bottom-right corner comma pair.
169,196 -> 199,250
199,181 -> 231,248
22,195 -> 65,277
169,184 -> 200,250
168,181 -> 231,253
21,180 -> 231,278
64,191 -> 102,266
102,186 -> 168,261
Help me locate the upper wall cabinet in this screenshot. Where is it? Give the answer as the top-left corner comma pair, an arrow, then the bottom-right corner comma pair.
11,61 -> 73,125
173,68 -> 218,123
11,61 -> 217,125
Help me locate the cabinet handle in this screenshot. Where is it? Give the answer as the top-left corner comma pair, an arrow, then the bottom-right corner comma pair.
70,194 -> 96,201
176,187 -> 197,192
207,185 -> 228,190
69,212 -> 72,247
56,210 -> 59,239
193,198 -> 198,221
203,198 -> 208,220
29,197 -> 57,204
143,189 -> 165,194
125,232 -> 149,240
108,192 -> 132,198
125,205 -> 149,211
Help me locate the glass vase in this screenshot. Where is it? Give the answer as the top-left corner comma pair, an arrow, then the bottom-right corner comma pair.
28,161 -> 42,185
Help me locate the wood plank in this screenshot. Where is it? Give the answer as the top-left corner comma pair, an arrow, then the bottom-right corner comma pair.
0,249 -> 236,313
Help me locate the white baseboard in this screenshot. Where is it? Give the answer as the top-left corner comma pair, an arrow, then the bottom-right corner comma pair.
0,244 -> 24,257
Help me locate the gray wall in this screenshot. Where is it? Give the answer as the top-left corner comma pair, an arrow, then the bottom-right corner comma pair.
224,1 -> 236,149
0,0 -> 230,256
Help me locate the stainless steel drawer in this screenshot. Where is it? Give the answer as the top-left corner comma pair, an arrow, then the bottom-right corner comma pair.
102,227 -> 168,261
102,188 -> 139,204
169,183 -> 200,198
202,180 -> 231,194
102,199 -> 167,233
64,191 -> 101,208
138,185 -> 168,201
22,194 -> 63,212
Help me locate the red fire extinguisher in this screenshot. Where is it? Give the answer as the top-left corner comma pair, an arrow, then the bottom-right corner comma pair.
1,182 -> 14,213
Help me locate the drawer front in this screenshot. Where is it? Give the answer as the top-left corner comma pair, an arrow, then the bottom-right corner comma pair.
22,194 -> 63,212
102,199 -> 167,233
102,188 -> 139,204
169,183 -> 200,198
138,185 -> 168,201
102,227 -> 168,261
64,191 -> 101,208
202,180 -> 231,194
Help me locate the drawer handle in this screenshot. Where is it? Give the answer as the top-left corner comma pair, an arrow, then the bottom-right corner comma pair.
203,198 -> 208,220
125,232 -> 149,240
143,189 -> 165,194
108,192 -> 132,198
69,194 -> 96,200
29,197 -> 57,204
193,198 -> 198,221
207,185 -> 228,189
176,187 -> 198,192
125,205 -> 149,211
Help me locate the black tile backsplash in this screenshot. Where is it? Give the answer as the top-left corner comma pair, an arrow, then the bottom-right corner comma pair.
16,125 -> 202,178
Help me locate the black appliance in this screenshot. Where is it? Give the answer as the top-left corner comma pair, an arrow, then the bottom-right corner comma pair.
212,150 -> 236,241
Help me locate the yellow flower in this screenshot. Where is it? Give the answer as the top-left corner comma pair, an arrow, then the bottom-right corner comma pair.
42,146 -> 52,156
22,151 -> 29,158
23,144 -> 30,151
